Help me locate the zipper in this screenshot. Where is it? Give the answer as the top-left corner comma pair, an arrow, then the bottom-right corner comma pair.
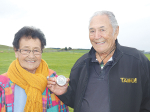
108,53 -> 123,112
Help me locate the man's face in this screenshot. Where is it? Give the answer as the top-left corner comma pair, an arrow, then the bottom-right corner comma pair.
89,15 -> 119,54
15,36 -> 42,73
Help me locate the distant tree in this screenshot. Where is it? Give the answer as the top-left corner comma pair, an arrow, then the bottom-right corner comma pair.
68,47 -> 72,50
65,47 -> 68,51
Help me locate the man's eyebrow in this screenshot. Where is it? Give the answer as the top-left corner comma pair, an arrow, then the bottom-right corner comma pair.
100,26 -> 105,28
89,26 -> 105,30
89,28 -> 94,30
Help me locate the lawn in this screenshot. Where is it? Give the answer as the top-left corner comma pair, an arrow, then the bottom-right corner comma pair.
0,51 -> 150,112
0,52 -> 87,75
145,54 -> 150,60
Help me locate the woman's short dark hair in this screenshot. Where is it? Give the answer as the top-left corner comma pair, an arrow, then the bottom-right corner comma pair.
13,26 -> 46,50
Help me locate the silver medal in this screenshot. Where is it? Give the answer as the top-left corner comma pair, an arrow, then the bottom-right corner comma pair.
57,75 -> 66,86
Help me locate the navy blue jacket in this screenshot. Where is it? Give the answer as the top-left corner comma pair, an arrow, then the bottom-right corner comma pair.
58,40 -> 150,112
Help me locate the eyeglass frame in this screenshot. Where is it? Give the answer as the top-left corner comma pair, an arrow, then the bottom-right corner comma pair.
17,49 -> 43,55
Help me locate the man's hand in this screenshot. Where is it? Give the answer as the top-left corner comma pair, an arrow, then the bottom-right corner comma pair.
47,77 -> 70,96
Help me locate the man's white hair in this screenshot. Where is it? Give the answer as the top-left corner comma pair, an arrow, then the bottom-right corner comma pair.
89,11 -> 118,33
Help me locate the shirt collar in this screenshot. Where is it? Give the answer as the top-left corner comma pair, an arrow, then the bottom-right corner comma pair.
90,47 -> 115,63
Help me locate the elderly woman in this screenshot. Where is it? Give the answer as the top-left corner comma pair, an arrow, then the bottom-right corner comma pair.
0,26 -> 69,112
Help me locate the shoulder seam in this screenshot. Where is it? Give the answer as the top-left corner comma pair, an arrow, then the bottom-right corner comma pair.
123,52 -> 149,77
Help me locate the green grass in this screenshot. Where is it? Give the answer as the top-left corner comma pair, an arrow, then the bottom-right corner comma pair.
42,52 -> 84,76
0,49 -> 150,112
0,52 -> 16,74
145,54 -> 150,60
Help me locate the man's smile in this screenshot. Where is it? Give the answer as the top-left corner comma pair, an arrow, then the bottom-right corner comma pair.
95,41 -> 106,45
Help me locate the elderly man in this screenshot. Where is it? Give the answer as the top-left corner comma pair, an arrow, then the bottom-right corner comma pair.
47,11 -> 150,112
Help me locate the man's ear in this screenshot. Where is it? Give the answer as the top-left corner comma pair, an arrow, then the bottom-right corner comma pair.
114,26 -> 119,40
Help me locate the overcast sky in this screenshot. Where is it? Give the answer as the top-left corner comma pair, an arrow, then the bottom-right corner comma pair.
0,0 -> 150,51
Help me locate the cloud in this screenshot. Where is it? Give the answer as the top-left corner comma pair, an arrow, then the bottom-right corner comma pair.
0,1 -> 26,18
0,0 -> 150,52
118,17 -> 150,51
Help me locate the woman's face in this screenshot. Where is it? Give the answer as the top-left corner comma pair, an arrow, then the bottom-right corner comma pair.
15,36 -> 42,74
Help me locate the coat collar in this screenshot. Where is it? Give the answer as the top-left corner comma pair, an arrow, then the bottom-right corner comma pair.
88,39 -> 123,63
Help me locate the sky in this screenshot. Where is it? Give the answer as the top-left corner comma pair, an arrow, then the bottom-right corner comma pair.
0,0 -> 150,51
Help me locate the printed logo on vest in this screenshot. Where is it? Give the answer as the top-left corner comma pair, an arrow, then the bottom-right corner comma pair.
120,78 -> 137,83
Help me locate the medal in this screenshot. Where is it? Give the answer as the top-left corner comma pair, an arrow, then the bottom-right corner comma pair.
100,61 -> 104,69
57,75 -> 66,86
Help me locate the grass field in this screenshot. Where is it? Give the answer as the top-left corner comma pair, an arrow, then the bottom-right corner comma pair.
0,50 -> 150,112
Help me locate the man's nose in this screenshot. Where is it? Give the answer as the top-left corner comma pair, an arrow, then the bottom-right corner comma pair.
95,31 -> 102,39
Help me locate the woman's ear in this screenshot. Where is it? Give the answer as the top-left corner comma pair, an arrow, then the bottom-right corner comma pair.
14,48 -> 18,58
